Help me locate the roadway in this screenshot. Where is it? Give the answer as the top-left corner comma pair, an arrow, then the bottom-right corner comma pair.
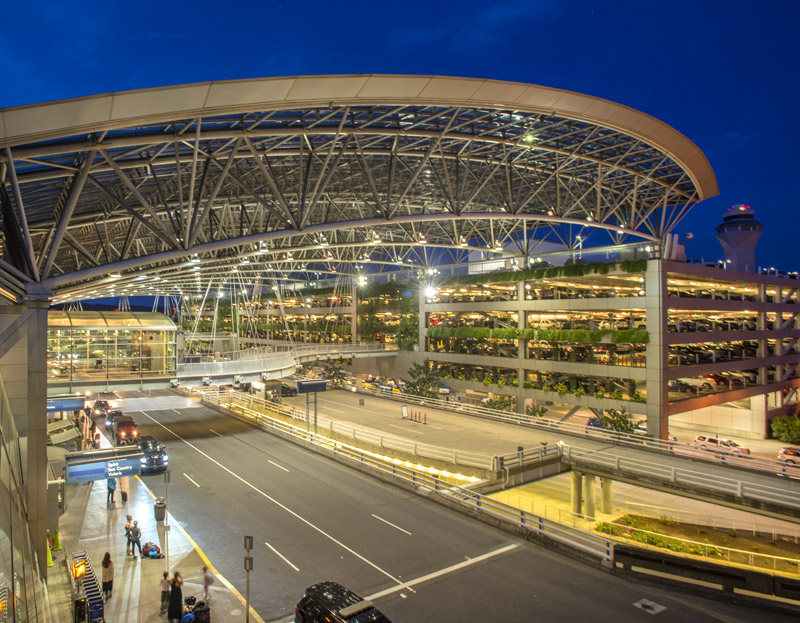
118,391 -> 797,622
276,388 -> 800,515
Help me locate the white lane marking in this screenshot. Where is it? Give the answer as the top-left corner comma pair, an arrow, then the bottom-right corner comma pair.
183,473 -> 201,488
173,409 -> 182,414
387,424 -> 423,435
323,406 -> 345,414
140,410 -> 405,588
371,514 -> 411,535
268,460 -> 289,472
209,429 -> 223,437
264,541 -> 299,572
368,543 -> 520,600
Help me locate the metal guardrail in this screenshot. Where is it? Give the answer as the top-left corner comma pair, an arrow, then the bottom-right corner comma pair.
353,384 -> 800,481
200,390 -> 614,565
197,388 -> 495,471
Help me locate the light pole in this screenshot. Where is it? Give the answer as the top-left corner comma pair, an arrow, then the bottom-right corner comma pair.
164,470 -> 170,571
244,535 -> 253,623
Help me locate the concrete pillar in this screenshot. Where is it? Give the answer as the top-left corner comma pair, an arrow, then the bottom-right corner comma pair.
644,260 -> 669,439
601,478 -> 613,514
0,292 -> 51,577
583,474 -> 596,519
26,294 -> 50,577
570,470 -> 582,515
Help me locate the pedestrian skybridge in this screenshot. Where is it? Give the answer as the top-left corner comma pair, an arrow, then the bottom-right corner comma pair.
175,342 -> 397,385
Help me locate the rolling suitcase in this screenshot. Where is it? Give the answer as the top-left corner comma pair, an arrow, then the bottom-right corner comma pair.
121,490 -> 128,503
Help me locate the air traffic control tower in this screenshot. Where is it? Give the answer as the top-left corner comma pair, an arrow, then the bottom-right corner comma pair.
716,204 -> 763,272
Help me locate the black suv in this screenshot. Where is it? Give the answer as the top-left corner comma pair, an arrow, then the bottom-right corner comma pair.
138,436 -> 169,473
295,582 -> 391,623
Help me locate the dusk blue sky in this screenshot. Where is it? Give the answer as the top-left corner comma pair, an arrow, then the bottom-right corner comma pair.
3,0 -> 797,270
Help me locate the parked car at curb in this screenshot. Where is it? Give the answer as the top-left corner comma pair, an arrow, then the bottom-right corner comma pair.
778,447 -> 800,464
91,399 -> 111,416
694,434 -> 750,454
104,409 -> 124,430
137,436 -> 169,473
634,422 -> 677,442
295,581 -> 391,623
113,416 -> 138,446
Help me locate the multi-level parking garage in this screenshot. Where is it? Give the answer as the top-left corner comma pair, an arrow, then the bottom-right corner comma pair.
2,74 -> 799,619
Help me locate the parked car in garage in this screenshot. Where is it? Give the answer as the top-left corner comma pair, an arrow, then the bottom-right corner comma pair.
694,434 -> 750,454
667,379 -> 694,393
679,377 -> 716,391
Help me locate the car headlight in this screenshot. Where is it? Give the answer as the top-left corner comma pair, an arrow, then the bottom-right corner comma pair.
163,455 -> 168,462
105,420 -> 111,426
120,432 -> 125,437
140,457 -> 147,464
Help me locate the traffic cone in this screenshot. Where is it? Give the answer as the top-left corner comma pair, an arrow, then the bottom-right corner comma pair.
53,529 -> 62,551
47,543 -> 53,567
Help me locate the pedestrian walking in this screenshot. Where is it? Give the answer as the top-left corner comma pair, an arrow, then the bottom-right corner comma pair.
160,571 -> 171,613
129,520 -> 142,558
101,552 -> 114,600
167,571 -> 183,623
124,514 -> 133,556
202,565 -> 215,601
106,477 -> 116,504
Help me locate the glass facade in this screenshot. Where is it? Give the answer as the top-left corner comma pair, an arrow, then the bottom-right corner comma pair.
47,312 -> 177,384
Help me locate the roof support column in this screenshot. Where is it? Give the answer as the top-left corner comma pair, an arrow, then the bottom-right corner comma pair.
0,287 -> 51,577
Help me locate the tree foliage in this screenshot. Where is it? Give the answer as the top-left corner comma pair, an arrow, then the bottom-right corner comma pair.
402,359 -> 443,398
595,406 -> 637,434
771,415 -> 800,444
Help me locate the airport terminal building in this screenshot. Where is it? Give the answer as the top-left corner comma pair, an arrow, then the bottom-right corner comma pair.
1,75 -> 798,618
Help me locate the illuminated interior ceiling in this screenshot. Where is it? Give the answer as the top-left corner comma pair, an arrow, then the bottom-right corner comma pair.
0,75 -> 718,305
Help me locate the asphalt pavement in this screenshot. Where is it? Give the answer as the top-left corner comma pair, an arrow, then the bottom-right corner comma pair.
61,389 -> 798,622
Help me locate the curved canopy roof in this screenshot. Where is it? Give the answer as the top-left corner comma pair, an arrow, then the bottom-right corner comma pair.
0,74 -> 718,304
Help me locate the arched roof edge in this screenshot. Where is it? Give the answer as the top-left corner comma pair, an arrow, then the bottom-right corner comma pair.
0,74 -> 718,200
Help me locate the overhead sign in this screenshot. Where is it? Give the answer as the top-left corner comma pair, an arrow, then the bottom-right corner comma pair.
47,397 -> 86,413
64,447 -> 143,484
296,379 -> 327,394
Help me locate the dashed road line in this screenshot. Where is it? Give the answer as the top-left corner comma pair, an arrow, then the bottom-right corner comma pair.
265,541 -> 300,572
268,459 -> 290,472
371,514 -> 411,535
183,473 -> 201,487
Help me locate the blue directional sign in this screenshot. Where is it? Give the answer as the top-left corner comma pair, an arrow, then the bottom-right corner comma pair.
64,447 -> 143,484
47,397 -> 86,413
296,379 -> 327,394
